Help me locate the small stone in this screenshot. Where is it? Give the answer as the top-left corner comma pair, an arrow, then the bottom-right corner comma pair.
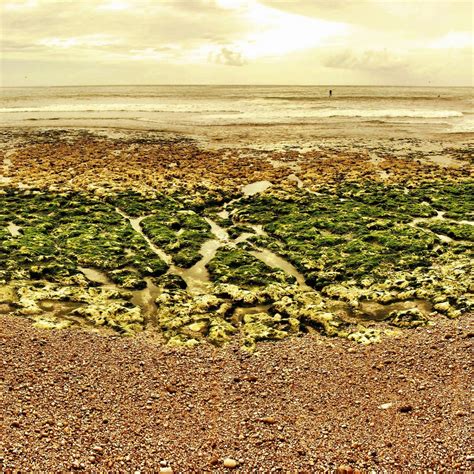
379,403 -> 393,410
336,465 -> 353,474
223,458 -> 238,468
92,446 -> 103,453
259,416 -> 277,424
159,467 -> 173,474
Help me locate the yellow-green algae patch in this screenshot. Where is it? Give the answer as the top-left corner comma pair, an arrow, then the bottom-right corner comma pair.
1,180 -> 472,349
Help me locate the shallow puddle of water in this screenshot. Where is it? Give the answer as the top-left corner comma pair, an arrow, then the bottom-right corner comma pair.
234,232 -> 255,245
251,225 -> 267,236
411,210 -> 446,226
7,222 -> 21,237
172,260 -> 212,295
287,174 -> 304,188
205,217 -> 229,241
116,209 -> 172,264
242,180 -> 272,196
78,266 -> 113,285
232,304 -> 272,323
38,299 -> 83,314
131,277 -> 161,320
358,299 -> 433,321
217,209 -> 229,219
250,248 -> 312,291
436,234 -> 453,243
172,232 -> 225,295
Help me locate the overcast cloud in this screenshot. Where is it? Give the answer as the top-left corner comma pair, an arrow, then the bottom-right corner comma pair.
1,0 -> 472,86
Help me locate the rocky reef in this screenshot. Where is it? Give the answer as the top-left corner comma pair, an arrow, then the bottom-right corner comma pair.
0,129 -> 472,349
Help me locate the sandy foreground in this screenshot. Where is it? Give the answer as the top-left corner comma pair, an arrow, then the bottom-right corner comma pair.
2,313 -> 473,472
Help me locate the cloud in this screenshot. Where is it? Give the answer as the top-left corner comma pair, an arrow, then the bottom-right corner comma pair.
430,31 -> 473,49
37,35 -> 120,49
210,47 -> 247,66
1,0 -> 472,86
323,49 -> 408,72
262,0 -> 473,41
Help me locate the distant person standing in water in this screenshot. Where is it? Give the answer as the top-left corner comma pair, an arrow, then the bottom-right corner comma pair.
329,89 -> 332,97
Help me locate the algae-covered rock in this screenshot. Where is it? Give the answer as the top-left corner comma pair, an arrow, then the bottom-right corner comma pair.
0,285 -> 16,304
207,317 -> 237,346
72,302 -> 143,334
32,315 -> 72,330
157,274 -> 187,291
387,308 -> 429,328
242,312 -> 289,349
109,269 -> 147,290
166,334 -> 200,347
207,247 -> 290,287
301,310 -> 349,337
347,327 -> 382,344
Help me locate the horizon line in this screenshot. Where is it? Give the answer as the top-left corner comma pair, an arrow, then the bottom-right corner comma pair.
1,83 -> 473,89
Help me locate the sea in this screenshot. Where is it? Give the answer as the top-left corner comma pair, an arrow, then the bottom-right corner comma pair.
1,85 -> 473,144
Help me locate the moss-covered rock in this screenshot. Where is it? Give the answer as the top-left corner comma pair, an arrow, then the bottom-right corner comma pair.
387,308 -> 429,328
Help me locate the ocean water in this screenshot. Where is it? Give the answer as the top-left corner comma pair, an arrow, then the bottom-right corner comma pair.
1,85 -> 473,136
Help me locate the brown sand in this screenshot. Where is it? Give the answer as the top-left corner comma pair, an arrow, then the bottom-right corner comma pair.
2,313 -> 473,472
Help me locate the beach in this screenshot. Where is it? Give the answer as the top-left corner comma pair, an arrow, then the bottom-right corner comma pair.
1,85 -> 473,471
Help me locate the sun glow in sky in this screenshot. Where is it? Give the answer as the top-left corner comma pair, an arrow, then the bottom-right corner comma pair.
1,0 -> 472,86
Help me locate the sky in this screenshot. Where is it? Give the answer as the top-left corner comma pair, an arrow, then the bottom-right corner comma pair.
1,0 -> 473,87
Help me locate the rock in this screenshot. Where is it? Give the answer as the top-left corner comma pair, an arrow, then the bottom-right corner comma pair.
259,416 -> 277,424
388,308 -> 429,328
336,465 -> 353,474
159,467 -> 173,474
223,457 -> 238,468
378,402 -> 393,410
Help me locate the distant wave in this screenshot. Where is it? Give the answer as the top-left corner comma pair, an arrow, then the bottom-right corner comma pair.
0,104 -> 240,114
264,96 -> 459,102
308,109 -> 463,118
0,103 -> 463,120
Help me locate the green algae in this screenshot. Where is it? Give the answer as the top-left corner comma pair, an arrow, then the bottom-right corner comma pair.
1,181 -> 472,347
206,247 -> 290,287
141,211 -> 212,267
423,221 -> 474,241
